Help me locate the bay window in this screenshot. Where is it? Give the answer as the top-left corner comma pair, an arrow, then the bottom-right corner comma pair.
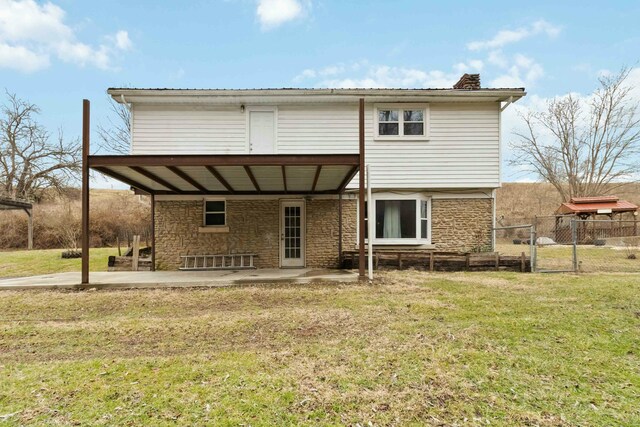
360,194 -> 431,244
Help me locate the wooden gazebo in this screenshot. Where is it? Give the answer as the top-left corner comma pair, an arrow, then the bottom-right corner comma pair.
554,196 -> 639,243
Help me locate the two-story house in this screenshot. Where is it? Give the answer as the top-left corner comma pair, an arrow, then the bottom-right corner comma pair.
85,74 -> 524,277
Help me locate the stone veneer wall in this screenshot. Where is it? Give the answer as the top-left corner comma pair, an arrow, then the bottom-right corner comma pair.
340,199 -> 358,252
155,198 -> 350,270
154,196 -> 492,270
431,198 -> 493,251
155,200 -> 279,270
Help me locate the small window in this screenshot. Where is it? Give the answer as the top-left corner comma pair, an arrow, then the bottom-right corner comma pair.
375,105 -> 428,139
204,200 -> 226,226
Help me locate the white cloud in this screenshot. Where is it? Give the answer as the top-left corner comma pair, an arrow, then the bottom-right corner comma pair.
490,54 -> 544,88
0,43 -> 49,72
114,30 -> 133,51
256,0 -> 307,30
293,18 -> 559,90
318,65 -> 460,88
0,0 -> 132,72
467,19 -> 560,51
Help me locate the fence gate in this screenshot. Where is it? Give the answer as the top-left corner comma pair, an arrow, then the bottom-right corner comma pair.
494,224 -> 536,272
532,216 -> 577,272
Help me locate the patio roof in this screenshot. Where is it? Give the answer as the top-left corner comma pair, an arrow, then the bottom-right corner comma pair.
89,154 -> 360,195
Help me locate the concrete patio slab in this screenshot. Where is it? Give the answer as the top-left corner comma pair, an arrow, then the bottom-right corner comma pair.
0,268 -> 359,290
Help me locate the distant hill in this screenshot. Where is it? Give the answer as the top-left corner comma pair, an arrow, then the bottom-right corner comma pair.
496,182 -> 640,222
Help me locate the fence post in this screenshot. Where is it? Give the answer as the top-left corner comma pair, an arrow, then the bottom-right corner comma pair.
571,218 -> 578,272
530,224 -> 536,273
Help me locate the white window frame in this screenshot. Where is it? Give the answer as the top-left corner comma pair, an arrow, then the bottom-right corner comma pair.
203,197 -> 227,227
358,192 -> 432,245
374,103 -> 430,141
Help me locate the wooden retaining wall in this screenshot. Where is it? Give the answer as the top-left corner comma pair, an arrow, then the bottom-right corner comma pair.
342,250 -> 531,272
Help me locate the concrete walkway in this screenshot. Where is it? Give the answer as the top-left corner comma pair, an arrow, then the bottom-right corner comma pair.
0,268 -> 359,290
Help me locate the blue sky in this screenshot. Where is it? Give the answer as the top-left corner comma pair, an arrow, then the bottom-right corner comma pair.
1,0 -> 639,184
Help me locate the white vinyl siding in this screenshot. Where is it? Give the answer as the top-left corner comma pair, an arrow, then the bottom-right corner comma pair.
351,102 -> 500,189
131,105 -> 246,154
277,104 -> 359,154
129,101 -> 500,189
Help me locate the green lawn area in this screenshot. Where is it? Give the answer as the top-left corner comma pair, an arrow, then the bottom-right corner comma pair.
0,271 -> 639,425
497,242 -> 640,273
0,248 -> 118,278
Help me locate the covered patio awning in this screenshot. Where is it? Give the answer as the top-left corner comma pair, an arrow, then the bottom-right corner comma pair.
81,98 -> 368,284
89,154 -> 359,195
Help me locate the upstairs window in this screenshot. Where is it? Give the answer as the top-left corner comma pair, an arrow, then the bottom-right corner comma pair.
375,104 -> 429,140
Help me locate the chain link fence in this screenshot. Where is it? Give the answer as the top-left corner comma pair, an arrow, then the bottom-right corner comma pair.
574,219 -> 640,273
496,217 -> 640,273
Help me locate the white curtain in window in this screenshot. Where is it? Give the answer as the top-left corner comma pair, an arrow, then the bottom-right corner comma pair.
383,200 -> 401,238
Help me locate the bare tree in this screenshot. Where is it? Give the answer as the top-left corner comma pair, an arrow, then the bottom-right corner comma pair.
510,68 -> 640,201
0,92 -> 81,200
97,95 -> 131,154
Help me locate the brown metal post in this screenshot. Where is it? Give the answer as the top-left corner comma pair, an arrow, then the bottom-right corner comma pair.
358,98 -> 365,278
26,208 -> 33,250
338,192 -> 343,267
81,99 -> 90,284
151,194 -> 156,271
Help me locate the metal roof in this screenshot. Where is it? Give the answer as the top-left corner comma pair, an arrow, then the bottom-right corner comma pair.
556,196 -> 638,215
89,154 -> 360,195
107,87 -> 526,104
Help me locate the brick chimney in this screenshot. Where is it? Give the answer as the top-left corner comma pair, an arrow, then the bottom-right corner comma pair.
453,73 -> 481,90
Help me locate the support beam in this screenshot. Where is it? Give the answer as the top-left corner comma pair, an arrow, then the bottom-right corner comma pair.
358,98 -> 366,279
205,166 -> 235,193
93,167 -> 154,195
81,99 -> 90,284
366,164 -> 373,281
26,208 -> 33,250
167,166 -> 209,192
89,154 -> 360,167
312,165 -> 322,193
244,166 -> 261,192
338,192 -> 343,266
337,165 -> 358,193
131,166 -> 182,193
151,194 -> 155,271
282,165 -> 288,193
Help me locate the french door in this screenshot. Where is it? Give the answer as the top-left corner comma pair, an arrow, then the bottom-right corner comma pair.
280,200 -> 305,267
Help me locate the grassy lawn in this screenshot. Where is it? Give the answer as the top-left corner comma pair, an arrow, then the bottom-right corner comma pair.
497,242 -> 640,273
0,248 -> 118,278
1,271 -> 639,425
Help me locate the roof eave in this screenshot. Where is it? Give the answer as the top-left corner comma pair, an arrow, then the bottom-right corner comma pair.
107,88 -> 526,104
